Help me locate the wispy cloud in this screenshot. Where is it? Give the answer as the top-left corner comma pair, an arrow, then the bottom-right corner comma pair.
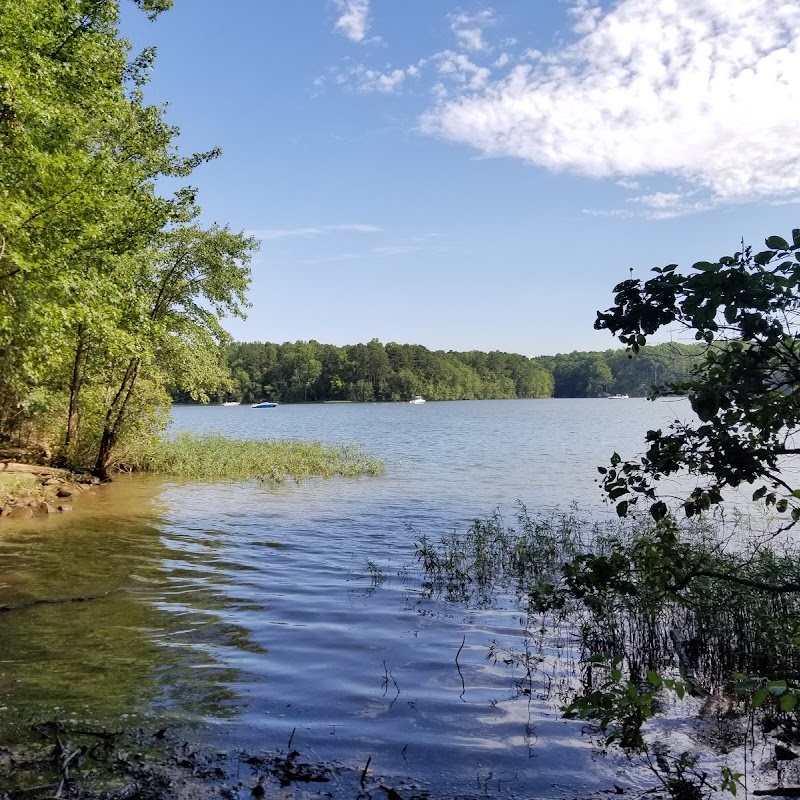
333,0 -> 371,43
303,244 -> 420,265
421,0 -> 800,209
434,51 -> 491,91
249,224 -> 382,241
625,190 -> 713,219
302,234 -> 445,265
449,9 -> 496,52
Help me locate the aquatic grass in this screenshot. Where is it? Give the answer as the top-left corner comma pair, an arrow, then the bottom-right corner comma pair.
413,505 -> 800,694
122,433 -> 386,482
414,503 -> 600,603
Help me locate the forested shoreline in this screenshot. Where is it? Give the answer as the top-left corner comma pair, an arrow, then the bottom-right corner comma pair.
0,0 -> 258,476
171,339 -> 704,404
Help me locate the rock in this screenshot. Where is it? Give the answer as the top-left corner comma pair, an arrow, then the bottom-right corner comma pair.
57,504 -> 72,513
6,506 -> 34,520
0,462 -> 59,476
56,487 -> 74,498
43,477 -> 61,486
36,502 -> 57,515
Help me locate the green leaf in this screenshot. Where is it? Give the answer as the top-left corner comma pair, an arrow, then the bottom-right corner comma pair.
692,261 -> 718,272
766,235 -> 790,250
754,250 -> 776,266
647,670 -> 663,687
616,500 -> 629,517
690,389 -> 719,422
650,501 -> 667,520
752,686 -> 770,708
781,693 -> 798,712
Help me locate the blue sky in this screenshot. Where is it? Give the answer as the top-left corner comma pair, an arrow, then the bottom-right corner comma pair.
121,1 -> 800,357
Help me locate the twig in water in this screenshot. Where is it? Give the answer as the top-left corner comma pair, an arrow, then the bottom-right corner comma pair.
0,590 -> 119,614
381,661 -> 400,708
287,727 -> 295,749
360,755 -> 372,787
455,634 -> 466,701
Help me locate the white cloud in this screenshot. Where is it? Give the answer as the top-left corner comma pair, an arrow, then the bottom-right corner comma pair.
333,0 -> 371,43
566,0 -> 603,35
616,178 -> 641,190
421,0 -> 800,208
349,65 -> 407,93
449,10 -> 496,52
434,51 -> 491,90
335,60 -> 427,94
249,224 -> 382,241
628,191 -> 686,209
625,190 -> 713,218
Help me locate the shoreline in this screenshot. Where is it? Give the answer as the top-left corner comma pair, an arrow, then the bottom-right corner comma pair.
0,462 -> 101,520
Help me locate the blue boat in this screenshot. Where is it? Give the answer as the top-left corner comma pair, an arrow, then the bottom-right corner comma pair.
251,402 -> 278,409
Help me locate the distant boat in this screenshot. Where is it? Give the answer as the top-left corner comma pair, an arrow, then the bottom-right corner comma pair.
608,394 -> 629,399
251,402 -> 278,409
222,401 -> 240,406
409,395 -> 426,404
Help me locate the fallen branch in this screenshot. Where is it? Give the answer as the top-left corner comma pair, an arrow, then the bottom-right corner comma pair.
0,590 -> 119,614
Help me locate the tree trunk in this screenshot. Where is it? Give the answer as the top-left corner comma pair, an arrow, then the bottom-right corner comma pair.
64,323 -> 85,461
94,357 -> 139,479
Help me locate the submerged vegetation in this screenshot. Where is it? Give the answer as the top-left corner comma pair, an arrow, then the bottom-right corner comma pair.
123,433 -> 386,482
412,504 -> 800,796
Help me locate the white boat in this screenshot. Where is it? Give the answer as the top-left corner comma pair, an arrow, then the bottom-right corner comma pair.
222,401 -> 240,406
608,394 -> 629,399
251,402 -> 278,409
409,395 -> 426,404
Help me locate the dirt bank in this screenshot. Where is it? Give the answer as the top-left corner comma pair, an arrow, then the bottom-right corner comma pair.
0,462 -> 101,520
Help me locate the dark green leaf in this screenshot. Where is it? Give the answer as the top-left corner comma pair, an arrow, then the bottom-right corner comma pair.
766,235 -> 790,250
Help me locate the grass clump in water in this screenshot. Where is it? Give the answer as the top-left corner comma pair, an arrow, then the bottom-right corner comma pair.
124,433 -> 386,482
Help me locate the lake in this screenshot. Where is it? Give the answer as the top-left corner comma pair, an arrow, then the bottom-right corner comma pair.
0,398 -> 695,798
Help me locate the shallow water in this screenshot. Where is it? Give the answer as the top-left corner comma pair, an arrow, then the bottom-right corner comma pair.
0,398 -> 695,797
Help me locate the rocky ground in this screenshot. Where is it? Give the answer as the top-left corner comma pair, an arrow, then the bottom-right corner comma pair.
0,461 -> 101,520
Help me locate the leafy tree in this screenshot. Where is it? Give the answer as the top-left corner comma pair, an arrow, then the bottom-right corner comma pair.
93,223 -> 256,477
0,0 -> 238,466
595,228 -> 800,526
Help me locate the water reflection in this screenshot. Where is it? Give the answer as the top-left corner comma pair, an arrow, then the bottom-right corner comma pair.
0,479 -> 258,731
0,401 -> 689,797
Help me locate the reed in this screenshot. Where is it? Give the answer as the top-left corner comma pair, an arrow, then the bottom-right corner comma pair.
122,433 -> 386,482
413,505 -> 800,693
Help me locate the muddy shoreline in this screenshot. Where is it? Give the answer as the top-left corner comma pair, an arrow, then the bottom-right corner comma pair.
0,462 -> 102,521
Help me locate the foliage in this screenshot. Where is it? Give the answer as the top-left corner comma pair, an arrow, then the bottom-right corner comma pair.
414,505 -> 800,795
211,339 -> 554,404
595,228 -> 800,524
207,339 -> 704,405
123,433 -> 386,482
0,0 -> 257,474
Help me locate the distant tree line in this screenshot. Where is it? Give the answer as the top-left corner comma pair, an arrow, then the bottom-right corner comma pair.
169,339 -> 704,404
539,341 -> 703,398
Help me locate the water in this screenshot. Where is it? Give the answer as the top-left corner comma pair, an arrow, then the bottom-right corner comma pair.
0,398 -> 694,797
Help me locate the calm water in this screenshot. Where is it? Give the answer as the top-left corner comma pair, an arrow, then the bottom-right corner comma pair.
0,398 -> 694,797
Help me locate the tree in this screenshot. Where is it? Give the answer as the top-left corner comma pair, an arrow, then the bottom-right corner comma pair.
0,0 -> 225,467
93,223 -> 257,477
595,228 -> 800,525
